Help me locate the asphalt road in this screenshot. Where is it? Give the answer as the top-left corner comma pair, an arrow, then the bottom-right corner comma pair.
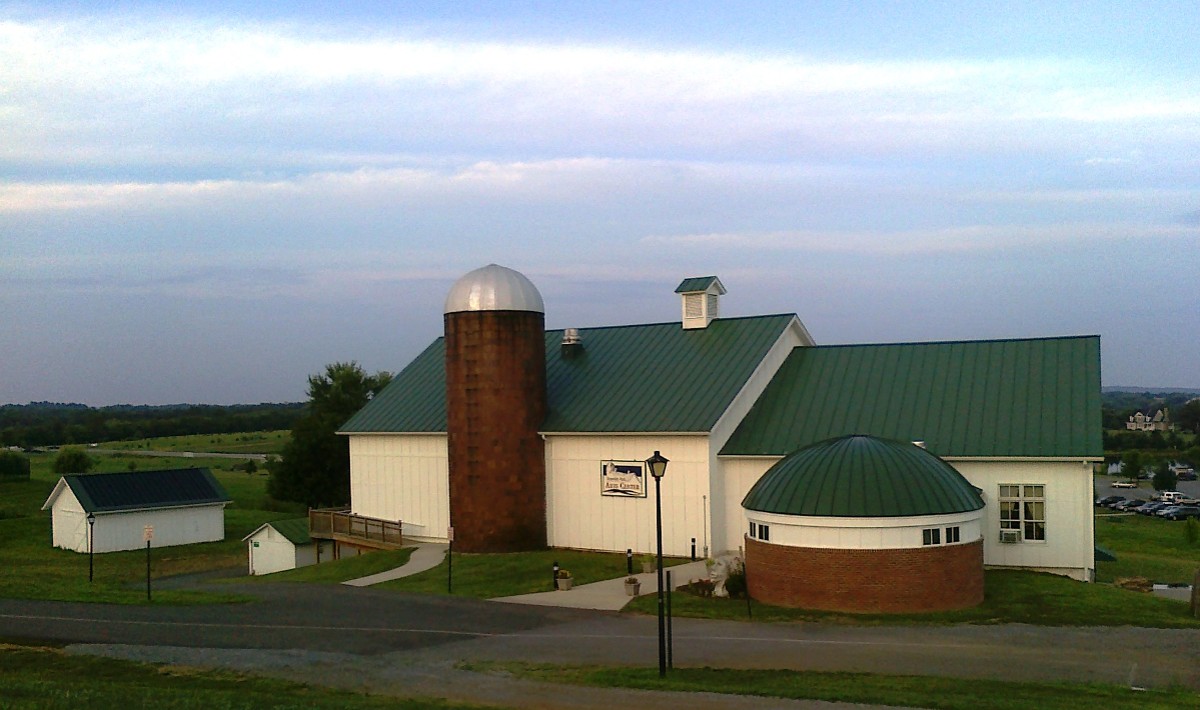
3,580 -> 1199,708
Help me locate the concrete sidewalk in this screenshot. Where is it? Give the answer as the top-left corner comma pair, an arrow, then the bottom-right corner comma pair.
341,543 -> 448,587
491,560 -> 710,611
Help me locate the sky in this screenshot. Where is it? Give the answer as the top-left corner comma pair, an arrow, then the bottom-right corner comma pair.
2,1 -> 1198,405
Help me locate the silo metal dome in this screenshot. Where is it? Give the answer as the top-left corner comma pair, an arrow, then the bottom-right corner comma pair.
444,264 -> 544,314
742,434 -> 984,518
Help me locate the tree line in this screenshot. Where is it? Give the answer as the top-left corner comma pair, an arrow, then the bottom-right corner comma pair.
0,402 -> 305,448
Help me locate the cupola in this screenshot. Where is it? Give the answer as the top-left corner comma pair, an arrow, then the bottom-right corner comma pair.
674,276 -> 726,329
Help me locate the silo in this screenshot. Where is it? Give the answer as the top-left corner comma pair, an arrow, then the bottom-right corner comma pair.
443,264 -> 547,552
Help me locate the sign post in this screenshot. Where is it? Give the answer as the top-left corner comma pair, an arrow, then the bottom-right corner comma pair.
143,525 -> 154,602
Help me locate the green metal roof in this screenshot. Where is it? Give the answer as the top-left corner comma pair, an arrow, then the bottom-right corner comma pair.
722,336 -> 1102,458
267,518 -> 313,545
674,276 -> 724,293
340,314 -> 797,434
743,435 -> 985,517
54,468 -> 229,514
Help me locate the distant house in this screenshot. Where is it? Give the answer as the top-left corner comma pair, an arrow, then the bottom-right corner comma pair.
41,468 -> 230,553
1126,409 -> 1173,431
243,518 -> 334,575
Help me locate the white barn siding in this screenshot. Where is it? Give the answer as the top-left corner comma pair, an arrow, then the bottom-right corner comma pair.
951,459 -> 1096,581
349,434 -> 448,540
718,457 -> 780,554
50,488 -> 88,552
49,487 -> 224,553
246,527 -> 334,575
544,435 -> 709,557
745,509 -> 983,549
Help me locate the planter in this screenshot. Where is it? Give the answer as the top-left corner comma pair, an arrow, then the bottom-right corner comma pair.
557,577 -> 573,591
641,561 -> 656,574
624,581 -> 641,596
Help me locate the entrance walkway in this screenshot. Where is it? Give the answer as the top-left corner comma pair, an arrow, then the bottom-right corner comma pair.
491,559 -> 709,611
341,543 -> 448,587
342,548 -> 711,611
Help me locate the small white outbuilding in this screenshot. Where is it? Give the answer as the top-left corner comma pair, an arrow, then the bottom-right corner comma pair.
41,468 -> 230,553
243,518 -> 334,575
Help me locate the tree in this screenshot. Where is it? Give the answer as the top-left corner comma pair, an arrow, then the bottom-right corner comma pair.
1122,450 -> 1142,481
1178,400 -> 1200,435
1152,458 -> 1178,492
0,451 -> 30,480
268,362 -> 392,507
52,447 -> 93,474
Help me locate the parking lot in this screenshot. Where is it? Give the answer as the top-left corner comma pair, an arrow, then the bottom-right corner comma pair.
1095,473 -> 1200,519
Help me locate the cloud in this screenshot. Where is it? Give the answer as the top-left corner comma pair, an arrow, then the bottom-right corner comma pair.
642,224 -> 1200,256
3,14 -> 1198,176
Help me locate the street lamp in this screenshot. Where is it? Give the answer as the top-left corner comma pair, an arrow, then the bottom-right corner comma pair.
86,512 -> 96,583
646,450 -> 669,677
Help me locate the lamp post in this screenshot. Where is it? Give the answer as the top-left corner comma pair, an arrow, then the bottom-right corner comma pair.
86,512 -> 95,583
646,450 -> 669,677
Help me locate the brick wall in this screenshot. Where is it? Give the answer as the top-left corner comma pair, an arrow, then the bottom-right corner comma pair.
445,310 -> 547,552
745,537 -> 984,613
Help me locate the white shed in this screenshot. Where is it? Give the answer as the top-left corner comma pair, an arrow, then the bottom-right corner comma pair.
41,468 -> 230,553
243,518 -> 334,575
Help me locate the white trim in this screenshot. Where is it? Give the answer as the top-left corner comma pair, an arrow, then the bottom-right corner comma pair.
338,431 -> 446,437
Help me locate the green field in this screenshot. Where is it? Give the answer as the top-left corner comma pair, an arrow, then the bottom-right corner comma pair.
466,661 -> 1199,710
102,430 -> 290,455
1095,510 -> 1200,585
622,567 -> 1200,627
0,448 -> 304,604
0,644 -> 497,710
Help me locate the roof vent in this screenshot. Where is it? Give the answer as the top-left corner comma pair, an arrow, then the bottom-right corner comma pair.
561,328 -> 583,358
674,276 -> 727,329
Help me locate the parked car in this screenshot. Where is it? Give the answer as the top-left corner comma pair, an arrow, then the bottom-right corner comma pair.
1163,505 -> 1200,521
1097,495 -> 1125,507
1116,499 -> 1146,511
1138,502 -> 1168,516
1111,481 -> 1138,489
1104,496 -> 1128,508
1178,470 -> 1198,481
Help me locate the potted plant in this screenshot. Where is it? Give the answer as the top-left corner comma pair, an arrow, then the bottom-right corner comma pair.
624,576 -> 641,596
639,555 -> 656,574
556,569 -> 573,591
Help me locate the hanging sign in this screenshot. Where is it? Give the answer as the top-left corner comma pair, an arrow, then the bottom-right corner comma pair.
601,461 -> 647,498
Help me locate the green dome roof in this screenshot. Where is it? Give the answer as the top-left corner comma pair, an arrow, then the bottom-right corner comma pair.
742,435 -> 984,518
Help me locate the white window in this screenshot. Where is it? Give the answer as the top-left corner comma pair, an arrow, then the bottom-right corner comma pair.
999,484 -> 1045,541
749,521 -> 756,538
749,522 -> 770,541
945,526 -> 961,544
922,527 -> 941,546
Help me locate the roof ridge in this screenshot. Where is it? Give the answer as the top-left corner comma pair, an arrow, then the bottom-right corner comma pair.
804,334 -> 1099,350
546,313 -> 796,333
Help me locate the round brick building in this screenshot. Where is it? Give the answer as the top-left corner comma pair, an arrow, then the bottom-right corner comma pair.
742,434 -> 985,613
444,264 -> 547,552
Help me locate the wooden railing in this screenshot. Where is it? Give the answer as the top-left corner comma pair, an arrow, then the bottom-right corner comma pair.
308,508 -> 403,548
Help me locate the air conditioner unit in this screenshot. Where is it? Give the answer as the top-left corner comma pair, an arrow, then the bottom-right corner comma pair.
999,529 -> 1021,544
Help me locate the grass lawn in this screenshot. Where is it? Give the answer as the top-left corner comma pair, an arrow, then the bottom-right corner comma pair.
1095,510 -> 1200,585
0,451 -> 304,604
253,547 -> 415,584
376,549 -> 688,598
0,644 -> 498,710
465,661 -> 1199,710
102,430 -> 290,455
624,569 -> 1200,628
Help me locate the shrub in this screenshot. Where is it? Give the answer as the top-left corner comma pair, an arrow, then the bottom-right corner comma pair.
0,451 -> 31,480
52,447 -> 93,474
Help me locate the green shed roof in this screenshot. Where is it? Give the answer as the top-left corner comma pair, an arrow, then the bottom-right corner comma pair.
49,468 -> 229,514
267,518 -> 313,545
742,435 -> 985,517
340,314 -> 797,434
721,336 -> 1102,458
